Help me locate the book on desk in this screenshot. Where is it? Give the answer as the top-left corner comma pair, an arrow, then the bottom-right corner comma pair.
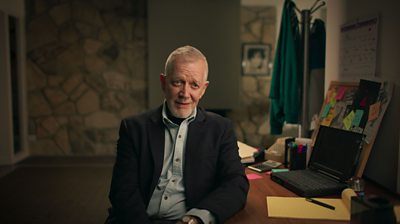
237,141 -> 260,164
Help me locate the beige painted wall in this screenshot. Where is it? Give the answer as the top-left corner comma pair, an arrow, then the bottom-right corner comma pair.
326,0 -> 400,193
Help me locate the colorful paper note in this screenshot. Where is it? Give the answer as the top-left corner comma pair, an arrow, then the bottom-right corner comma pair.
325,90 -> 333,104
352,110 -> 364,127
343,110 -> 355,130
368,102 -> 380,121
336,86 -> 347,100
330,98 -> 337,107
246,173 -> 263,180
321,107 -> 335,127
321,104 -> 331,118
359,96 -> 367,107
330,92 -> 337,106
271,168 -> 289,173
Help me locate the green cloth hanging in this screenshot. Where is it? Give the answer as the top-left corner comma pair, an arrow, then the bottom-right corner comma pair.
269,0 -> 302,135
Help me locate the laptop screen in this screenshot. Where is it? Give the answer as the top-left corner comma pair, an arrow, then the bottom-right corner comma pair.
309,126 -> 364,181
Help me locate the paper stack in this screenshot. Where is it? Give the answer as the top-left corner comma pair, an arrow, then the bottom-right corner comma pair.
237,141 -> 259,164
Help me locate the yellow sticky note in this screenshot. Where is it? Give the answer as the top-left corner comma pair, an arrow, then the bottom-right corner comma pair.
329,92 -> 336,107
325,89 -> 336,103
368,102 -> 380,121
343,110 -> 355,130
330,97 -> 337,107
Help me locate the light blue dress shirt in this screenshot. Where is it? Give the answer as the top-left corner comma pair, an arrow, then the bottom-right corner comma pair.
146,103 -> 215,224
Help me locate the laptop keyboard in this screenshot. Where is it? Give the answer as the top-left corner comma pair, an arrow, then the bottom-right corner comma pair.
285,170 -> 341,190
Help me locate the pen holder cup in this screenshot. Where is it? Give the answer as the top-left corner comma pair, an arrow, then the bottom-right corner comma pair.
284,137 -> 312,169
289,146 -> 306,170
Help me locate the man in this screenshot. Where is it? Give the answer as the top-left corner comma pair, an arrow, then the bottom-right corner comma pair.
108,45 -> 249,224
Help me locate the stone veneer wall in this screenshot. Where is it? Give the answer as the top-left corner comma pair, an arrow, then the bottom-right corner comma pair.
228,6 -> 277,148
26,0 -> 146,155
25,1 -> 277,155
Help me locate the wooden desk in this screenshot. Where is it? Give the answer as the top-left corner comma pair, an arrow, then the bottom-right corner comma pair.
225,168 -> 400,224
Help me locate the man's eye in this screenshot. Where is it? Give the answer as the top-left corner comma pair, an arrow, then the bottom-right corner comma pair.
191,83 -> 200,89
172,80 -> 183,86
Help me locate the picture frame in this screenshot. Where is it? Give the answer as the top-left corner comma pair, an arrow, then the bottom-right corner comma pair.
241,43 -> 271,76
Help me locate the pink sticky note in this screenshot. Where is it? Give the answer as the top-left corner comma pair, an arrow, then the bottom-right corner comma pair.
360,97 -> 367,107
336,86 -> 347,100
246,173 -> 263,180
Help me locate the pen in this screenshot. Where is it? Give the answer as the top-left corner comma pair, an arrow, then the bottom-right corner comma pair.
305,198 -> 335,210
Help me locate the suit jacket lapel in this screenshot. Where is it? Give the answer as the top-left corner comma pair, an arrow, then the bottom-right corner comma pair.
185,108 -> 206,172
148,106 -> 165,191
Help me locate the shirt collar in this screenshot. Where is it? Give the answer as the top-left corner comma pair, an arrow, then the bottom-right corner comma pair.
162,101 -> 196,126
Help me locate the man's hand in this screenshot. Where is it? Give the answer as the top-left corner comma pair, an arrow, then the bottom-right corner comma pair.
176,215 -> 203,224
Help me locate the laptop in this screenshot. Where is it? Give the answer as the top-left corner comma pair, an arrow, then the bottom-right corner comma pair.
271,125 -> 364,197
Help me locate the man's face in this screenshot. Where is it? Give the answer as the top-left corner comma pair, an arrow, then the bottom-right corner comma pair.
160,58 -> 209,118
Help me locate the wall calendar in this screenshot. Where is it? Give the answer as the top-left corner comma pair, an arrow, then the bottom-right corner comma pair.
339,16 -> 379,77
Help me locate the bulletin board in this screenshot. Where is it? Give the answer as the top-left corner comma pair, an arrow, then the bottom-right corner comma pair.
312,80 -> 393,177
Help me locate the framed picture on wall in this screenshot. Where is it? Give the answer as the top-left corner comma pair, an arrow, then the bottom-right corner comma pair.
241,43 -> 271,76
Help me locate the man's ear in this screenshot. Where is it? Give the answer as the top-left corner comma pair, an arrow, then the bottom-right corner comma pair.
204,81 -> 209,89
160,73 -> 166,92
200,81 -> 209,98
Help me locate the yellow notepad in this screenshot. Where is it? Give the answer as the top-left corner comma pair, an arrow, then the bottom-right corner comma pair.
266,188 -> 356,221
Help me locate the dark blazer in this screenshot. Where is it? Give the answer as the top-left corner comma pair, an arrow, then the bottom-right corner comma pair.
108,106 -> 249,224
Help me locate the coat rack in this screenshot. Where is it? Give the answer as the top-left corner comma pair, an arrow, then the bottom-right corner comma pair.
295,0 -> 326,138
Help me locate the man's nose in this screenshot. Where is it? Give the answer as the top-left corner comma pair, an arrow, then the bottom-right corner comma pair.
179,84 -> 189,97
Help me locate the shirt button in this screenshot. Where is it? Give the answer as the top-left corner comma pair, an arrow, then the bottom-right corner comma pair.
172,179 -> 176,183
164,196 -> 168,200
178,135 -> 182,138
175,158 -> 180,162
